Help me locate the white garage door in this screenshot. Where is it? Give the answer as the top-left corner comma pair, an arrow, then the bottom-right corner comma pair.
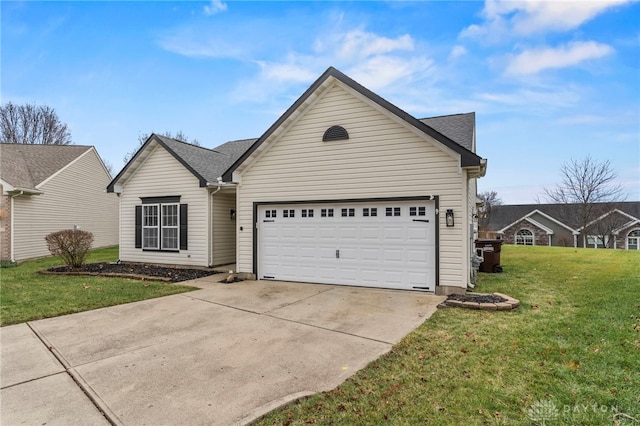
257,200 -> 436,291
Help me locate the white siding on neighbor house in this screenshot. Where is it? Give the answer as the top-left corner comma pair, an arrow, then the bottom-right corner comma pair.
118,145 -> 210,266
12,149 -> 118,261
212,190 -> 236,266
236,81 -> 470,289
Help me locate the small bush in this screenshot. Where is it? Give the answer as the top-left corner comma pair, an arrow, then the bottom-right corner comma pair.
45,229 -> 94,268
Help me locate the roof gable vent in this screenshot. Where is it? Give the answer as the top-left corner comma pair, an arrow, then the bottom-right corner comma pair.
323,125 -> 349,142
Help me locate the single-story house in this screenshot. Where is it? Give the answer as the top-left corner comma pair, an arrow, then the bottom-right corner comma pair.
0,143 -> 118,262
108,67 -> 487,294
107,135 -> 255,267
481,202 -> 640,249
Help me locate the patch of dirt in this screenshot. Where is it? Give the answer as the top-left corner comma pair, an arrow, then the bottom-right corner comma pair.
447,293 -> 507,304
46,262 -> 221,283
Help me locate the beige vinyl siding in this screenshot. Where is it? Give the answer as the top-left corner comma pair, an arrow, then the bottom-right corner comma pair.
12,149 -> 118,261
212,190 -> 236,266
236,81 -> 468,289
119,146 -> 209,266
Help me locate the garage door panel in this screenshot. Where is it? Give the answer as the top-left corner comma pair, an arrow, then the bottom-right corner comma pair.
258,200 -> 436,291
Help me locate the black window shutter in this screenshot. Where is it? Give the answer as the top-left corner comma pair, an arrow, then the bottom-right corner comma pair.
180,204 -> 188,250
135,205 -> 142,248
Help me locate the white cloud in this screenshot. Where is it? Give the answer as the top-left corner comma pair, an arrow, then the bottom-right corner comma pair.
231,27 -> 432,104
203,0 -> 227,16
462,0 -> 632,41
346,56 -> 434,92
257,61 -> 317,84
448,45 -> 467,61
477,86 -> 581,111
334,30 -> 414,59
505,41 -> 614,75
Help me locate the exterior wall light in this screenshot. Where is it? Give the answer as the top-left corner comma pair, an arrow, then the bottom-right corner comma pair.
230,209 -> 236,220
446,209 -> 455,227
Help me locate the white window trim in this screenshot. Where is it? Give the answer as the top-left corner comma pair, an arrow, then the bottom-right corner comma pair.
161,204 -> 179,250
516,229 -> 534,246
142,203 -> 180,251
626,229 -> 640,250
586,234 -> 609,249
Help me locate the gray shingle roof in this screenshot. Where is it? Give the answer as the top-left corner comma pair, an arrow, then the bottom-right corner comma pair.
214,138 -> 258,159
483,202 -> 640,231
159,136 -> 257,184
0,143 -> 92,190
107,135 -> 256,191
420,113 -> 475,151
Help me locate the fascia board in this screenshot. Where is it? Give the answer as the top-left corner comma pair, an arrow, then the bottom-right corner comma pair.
231,79 -> 332,181
612,219 -> 640,234
581,209 -> 640,230
153,137 -> 208,187
107,137 -> 158,192
336,80 -> 464,166
525,217 -> 554,234
528,209 -> 579,234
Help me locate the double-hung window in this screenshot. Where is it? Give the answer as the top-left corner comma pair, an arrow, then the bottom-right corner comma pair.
142,205 -> 160,249
161,204 -> 179,250
136,197 -> 187,251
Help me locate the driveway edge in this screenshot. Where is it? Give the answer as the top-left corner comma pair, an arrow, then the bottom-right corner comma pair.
238,391 -> 315,425
28,322 -> 124,426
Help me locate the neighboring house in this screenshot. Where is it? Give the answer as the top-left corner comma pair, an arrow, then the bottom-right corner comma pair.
481,202 -> 640,249
0,143 -> 118,262
107,135 -> 255,268
108,67 -> 487,294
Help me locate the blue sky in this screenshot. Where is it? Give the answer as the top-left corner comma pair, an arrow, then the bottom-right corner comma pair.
2,0 -> 639,204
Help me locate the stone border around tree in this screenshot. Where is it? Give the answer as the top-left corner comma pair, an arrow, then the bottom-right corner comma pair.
438,292 -> 520,311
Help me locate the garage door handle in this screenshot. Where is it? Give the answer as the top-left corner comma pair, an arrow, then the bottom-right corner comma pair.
263,220 -> 275,223
412,219 -> 430,223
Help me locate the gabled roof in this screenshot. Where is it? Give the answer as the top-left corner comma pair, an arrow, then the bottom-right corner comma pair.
497,209 -> 578,235
581,208 -> 640,231
484,202 -> 640,232
222,66 -> 485,182
107,135 -> 256,192
0,143 -> 93,193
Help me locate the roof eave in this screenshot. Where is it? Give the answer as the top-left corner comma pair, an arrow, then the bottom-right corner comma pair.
222,66 -> 485,180
107,134 -> 209,192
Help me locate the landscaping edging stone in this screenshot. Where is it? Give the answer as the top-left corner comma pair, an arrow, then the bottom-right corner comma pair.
438,292 -> 520,311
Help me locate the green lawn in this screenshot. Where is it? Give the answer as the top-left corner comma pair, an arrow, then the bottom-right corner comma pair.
0,246 -> 196,326
257,246 -> 640,425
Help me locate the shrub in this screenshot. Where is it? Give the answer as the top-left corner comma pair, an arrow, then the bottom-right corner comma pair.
45,229 -> 94,268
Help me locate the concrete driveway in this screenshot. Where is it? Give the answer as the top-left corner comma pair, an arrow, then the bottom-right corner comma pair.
1,279 -> 444,425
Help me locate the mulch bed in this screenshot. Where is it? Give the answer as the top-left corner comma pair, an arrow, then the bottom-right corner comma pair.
439,292 -> 520,311
43,262 -> 221,283
447,293 -> 507,304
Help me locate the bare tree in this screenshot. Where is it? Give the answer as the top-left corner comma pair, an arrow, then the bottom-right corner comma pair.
477,190 -> 503,236
0,102 -> 72,145
542,156 -> 625,247
478,190 -> 503,219
123,130 -> 200,164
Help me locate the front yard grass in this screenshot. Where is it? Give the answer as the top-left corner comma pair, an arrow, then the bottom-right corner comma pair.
257,245 -> 640,425
0,246 -> 196,326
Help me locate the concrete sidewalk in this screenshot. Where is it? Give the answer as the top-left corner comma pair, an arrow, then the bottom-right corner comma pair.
1,279 -> 444,425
